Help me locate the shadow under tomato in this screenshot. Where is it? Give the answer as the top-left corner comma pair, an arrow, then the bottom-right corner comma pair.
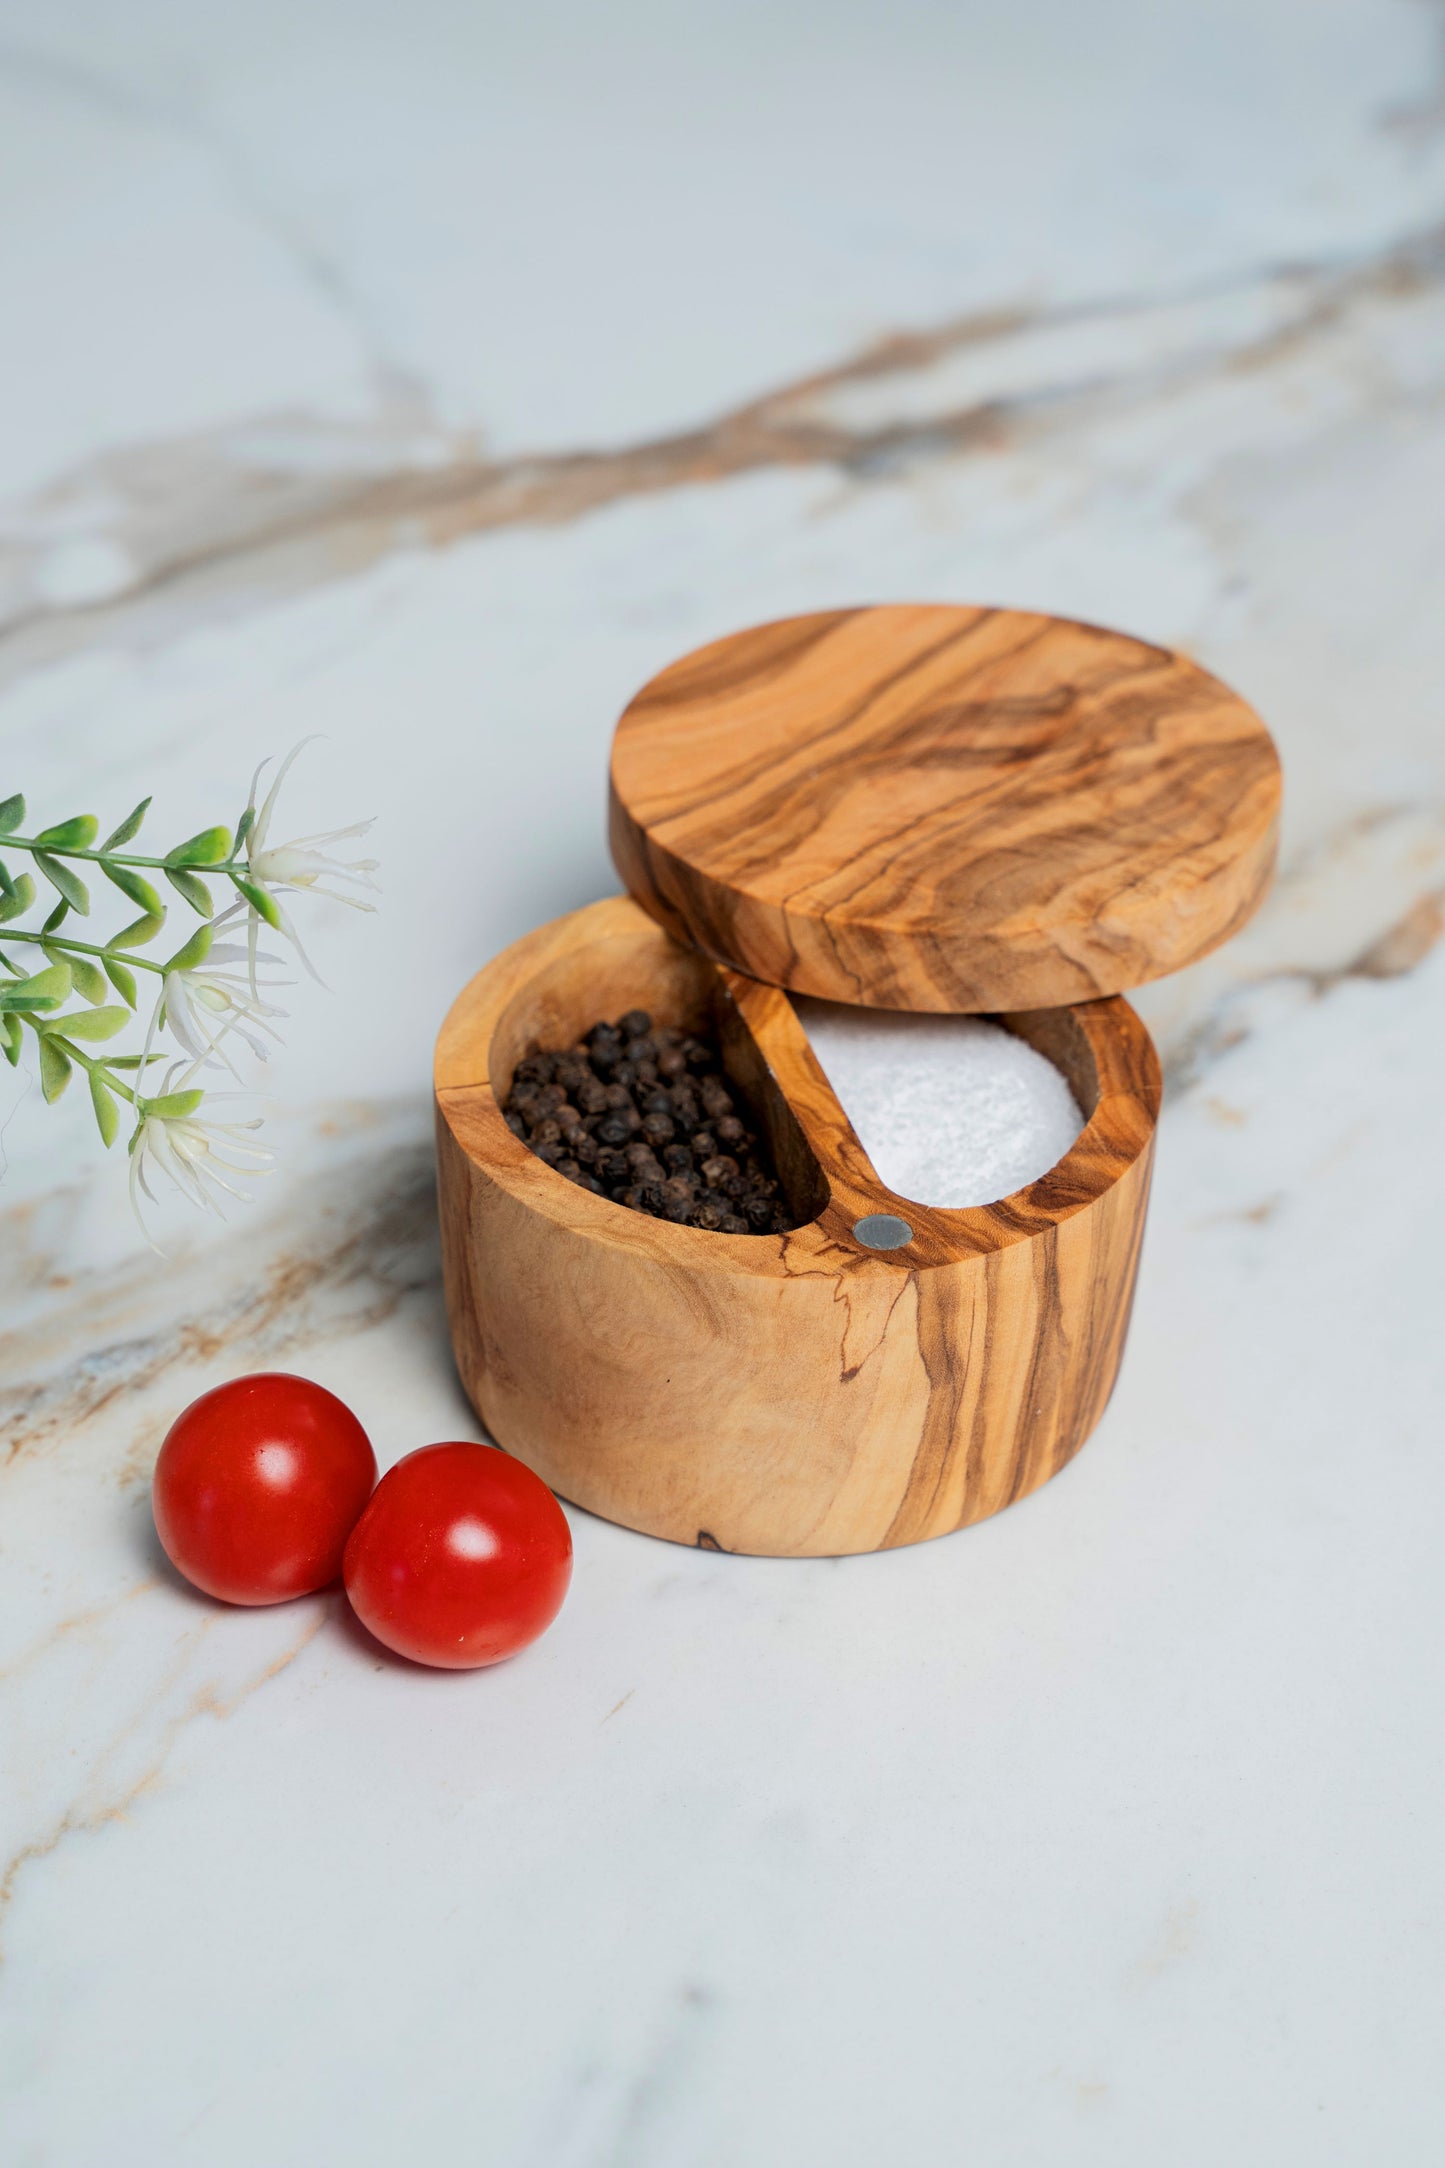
333,1581 -> 563,1675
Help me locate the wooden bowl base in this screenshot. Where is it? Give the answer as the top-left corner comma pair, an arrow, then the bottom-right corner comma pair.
435,898 -> 1161,1557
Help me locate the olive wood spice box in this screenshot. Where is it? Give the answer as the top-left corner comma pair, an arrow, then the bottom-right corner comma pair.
435,605 -> 1281,1557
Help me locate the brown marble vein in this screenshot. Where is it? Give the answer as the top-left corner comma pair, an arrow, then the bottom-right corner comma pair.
1,1127 -> 438,1469
0,1605 -> 329,1957
3,219 -> 1444,681
1158,879 -> 1445,1093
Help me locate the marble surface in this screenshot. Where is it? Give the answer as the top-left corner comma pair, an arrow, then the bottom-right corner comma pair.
3,1 -> 1445,2159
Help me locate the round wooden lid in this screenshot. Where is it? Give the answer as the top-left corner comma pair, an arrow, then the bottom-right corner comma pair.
608,604 -> 1281,1012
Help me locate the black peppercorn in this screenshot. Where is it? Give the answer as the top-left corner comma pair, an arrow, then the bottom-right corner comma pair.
503,1011 -> 798,1237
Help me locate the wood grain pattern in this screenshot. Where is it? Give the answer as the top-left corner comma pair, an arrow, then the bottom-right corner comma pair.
609,604 -> 1281,1012
435,897 -> 1160,1557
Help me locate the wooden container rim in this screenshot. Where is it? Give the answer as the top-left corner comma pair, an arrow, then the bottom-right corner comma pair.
435,897 -> 1161,1279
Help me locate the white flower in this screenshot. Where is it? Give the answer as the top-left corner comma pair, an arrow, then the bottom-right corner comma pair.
127,1060 -> 273,1244
235,737 -> 379,988
161,945 -> 287,1069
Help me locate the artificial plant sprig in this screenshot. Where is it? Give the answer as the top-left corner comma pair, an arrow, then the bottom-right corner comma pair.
0,746 -> 377,1236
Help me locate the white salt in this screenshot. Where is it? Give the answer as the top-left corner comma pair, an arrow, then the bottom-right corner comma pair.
792,998 -> 1085,1210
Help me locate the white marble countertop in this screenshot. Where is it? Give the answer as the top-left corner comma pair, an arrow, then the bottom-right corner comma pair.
3,3 -> 1444,2160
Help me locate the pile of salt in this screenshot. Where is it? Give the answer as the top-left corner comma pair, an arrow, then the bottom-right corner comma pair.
792,998 -> 1085,1210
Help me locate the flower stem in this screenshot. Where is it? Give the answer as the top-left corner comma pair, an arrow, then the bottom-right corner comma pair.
4,833 -> 245,876
0,927 -> 164,973
20,1015 -> 140,1103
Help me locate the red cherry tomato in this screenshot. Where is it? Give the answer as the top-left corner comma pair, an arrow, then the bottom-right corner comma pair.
343,1442 -> 572,1669
153,1373 -> 376,1606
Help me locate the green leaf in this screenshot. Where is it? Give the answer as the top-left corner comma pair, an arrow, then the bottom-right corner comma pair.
42,897 -> 70,934
44,945 -> 106,1004
165,865 -> 214,917
107,1051 -> 166,1070
108,910 -> 166,951
0,871 -> 35,924
46,1003 -> 129,1043
34,814 -> 98,851
102,797 -> 151,850
229,875 -> 281,930
74,955 -> 108,1005
0,961 -> 71,1012
164,923 -> 213,973
1,1012 -> 21,1065
145,1087 -> 204,1119
102,863 -> 164,918
38,1034 -> 72,1101
33,852 -> 89,915
236,805 -> 255,849
102,954 -> 138,1007
0,794 -> 23,837
89,1071 -> 120,1147
0,860 -> 12,900
166,826 -> 232,867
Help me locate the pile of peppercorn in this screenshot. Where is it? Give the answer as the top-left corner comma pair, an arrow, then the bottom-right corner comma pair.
502,1009 -> 795,1234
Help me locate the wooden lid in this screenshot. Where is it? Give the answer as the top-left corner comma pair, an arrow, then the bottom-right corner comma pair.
608,604 -> 1281,1012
